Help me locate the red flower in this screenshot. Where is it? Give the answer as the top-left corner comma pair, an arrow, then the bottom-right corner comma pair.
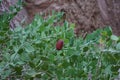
56,39 -> 64,50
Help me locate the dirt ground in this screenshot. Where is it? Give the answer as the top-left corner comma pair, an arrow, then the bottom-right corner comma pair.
0,0 -> 120,36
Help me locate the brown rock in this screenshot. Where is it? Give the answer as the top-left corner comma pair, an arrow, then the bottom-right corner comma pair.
23,0 -> 105,36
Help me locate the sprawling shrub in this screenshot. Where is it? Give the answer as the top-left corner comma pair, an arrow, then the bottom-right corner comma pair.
0,12 -> 120,80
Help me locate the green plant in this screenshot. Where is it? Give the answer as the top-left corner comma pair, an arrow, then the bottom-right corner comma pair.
0,12 -> 120,80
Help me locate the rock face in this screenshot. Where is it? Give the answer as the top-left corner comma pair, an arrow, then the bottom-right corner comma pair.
97,0 -> 120,35
0,0 -> 120,36
23,0 -> 105,36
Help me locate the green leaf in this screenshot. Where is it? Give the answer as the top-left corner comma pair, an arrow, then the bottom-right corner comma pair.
27,70 -> 41,78
116,43 -> 120,50
49,54 -> 55,62
24,42 -> 35,52
70,23 -> 75,29
14,26 -> 22,32
64,21 -> 69,29
111,35 -> 119,41
20,52 -> 30,62
13,46 -> 19,53
103,27 -> 112,36
9,63 -> 16,67
3,53 -> 11,61
11,53 -> 18,61
69,37 -> 74,46
41,32 -> 46,38
104,65 -> 112,75
16,61 -> 25,65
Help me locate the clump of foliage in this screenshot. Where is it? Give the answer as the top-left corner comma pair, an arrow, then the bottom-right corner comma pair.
0,12 -> 120,80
